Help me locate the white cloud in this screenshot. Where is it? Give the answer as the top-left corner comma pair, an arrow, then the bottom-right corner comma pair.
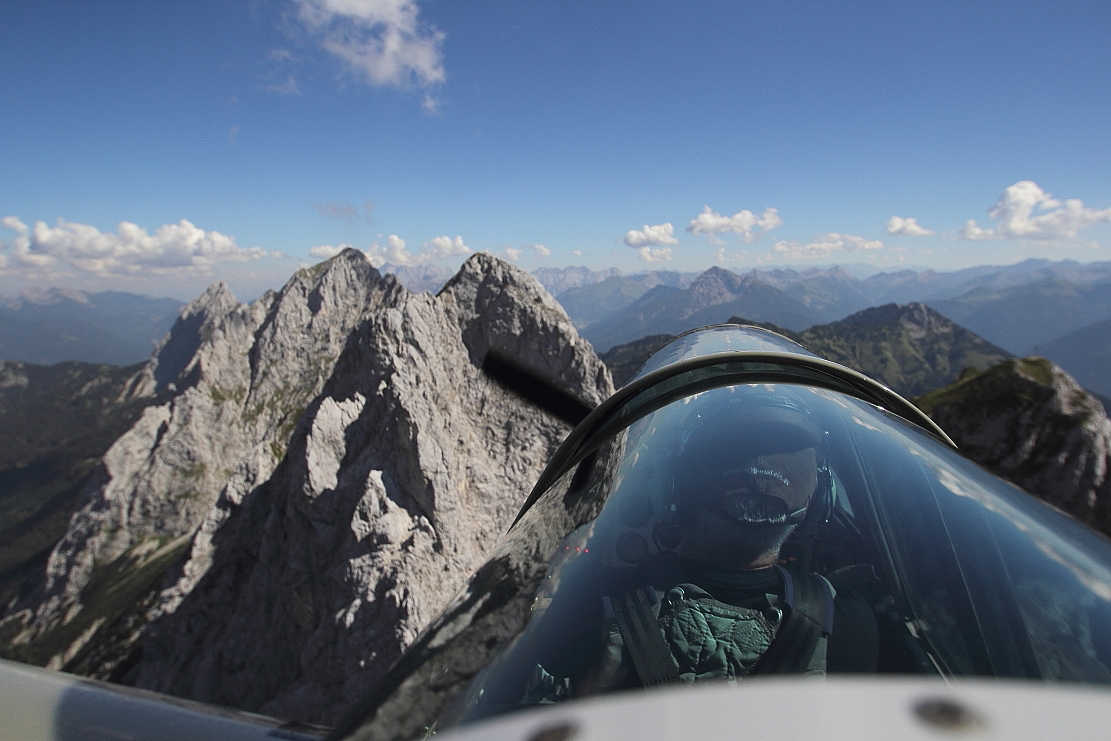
295,0 -> 445,89
624,222 -> 679,248
958,220 -> 994,241
365,234 -> 415,266
960,181 -> 1111,241
423,235 -> 470,259
636,246 -> 673,263
688,206 -> 781,244
571,249 -> 583,256
532,243 -> 551,257
0,216 -> 276,277
772,233 -> 884,260
504,247 -> 522,261
309,244 -> 350,259
363,234 -> 470,267
421,94 -> 442,114
886,216 -> 934,236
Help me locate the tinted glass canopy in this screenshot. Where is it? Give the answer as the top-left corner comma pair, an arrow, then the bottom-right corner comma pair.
336,327 -> 1111,741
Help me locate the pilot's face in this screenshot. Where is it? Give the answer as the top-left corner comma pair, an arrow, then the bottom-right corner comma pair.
713,447 -> 818,521
691,437 -> 818,527
676,443 -> 818,569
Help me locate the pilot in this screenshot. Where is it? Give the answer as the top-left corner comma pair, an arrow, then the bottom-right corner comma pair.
463,389 -> 878,714
598,390 -> 879,687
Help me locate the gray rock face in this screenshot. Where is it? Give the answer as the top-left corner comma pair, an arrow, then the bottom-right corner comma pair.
2,251 -> 399,672
133,252 -> 610,724
917,357 -> 1111,534
1,249 -> 611,726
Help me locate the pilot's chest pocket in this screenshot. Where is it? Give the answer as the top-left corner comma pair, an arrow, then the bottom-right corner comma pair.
658,584 -> 781,682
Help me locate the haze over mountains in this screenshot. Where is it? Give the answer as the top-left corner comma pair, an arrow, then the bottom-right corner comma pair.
6,257 -> 1111,399
5,258 -> 1111,398
524,258 -> 1111,398
0,289 -> 183,366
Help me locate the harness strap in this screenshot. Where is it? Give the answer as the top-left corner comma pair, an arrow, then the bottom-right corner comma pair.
752,568 -> 835,675
606,587 -> 680,686
777,566 -> 836,635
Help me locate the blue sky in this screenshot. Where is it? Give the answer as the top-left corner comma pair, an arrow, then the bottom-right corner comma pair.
2,0 -> 1110,300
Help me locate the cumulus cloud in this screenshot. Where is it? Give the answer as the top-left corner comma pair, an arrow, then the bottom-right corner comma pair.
295,0 -> 445,89
772,233 -> 884,260
364,235 -> 414,266
0,216 -> 276,277
532,243 -> 551,257
424,235 -> 469,259
421,94 -> 442,114
504,247 -> 522,261
886,216 -> 934,236
960,181 -> 1111,241
636,247 -> 673,263
309,244 -> 350,259
624,223 -> 679,249
362,234 -> 470,267
688,206 -> 782,244
571,249 -> 583,256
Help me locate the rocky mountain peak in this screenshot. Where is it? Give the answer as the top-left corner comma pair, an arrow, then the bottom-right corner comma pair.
146,280 -> 241,395
836,302 -> 951,334
1,249 -> 611,726
686,267 -> 768,307
688,265 -> 739,291
917,357 -> 1111,533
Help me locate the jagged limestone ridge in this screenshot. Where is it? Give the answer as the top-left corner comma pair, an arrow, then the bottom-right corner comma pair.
0,249 -> 401,673
129,252 -> 612,725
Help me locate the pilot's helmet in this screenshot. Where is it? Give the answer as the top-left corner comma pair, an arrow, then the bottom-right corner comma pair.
606,386 -> 830,568
661,389 -> 827,565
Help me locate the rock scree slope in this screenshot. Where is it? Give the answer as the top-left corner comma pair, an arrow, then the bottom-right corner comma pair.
0,249 -> 612,726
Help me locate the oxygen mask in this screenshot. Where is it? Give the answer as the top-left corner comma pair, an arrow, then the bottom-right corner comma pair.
701,447 -> 818,528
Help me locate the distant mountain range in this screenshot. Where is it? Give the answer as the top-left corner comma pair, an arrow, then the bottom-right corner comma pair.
536,259 -> 1111,399
5,259 -> 1111,399
797,303 -> 1013,397
0,288 -> 183,366
1038,318 -> 1111,399
928,278 -> 1111,355
582,267 -> 826,351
